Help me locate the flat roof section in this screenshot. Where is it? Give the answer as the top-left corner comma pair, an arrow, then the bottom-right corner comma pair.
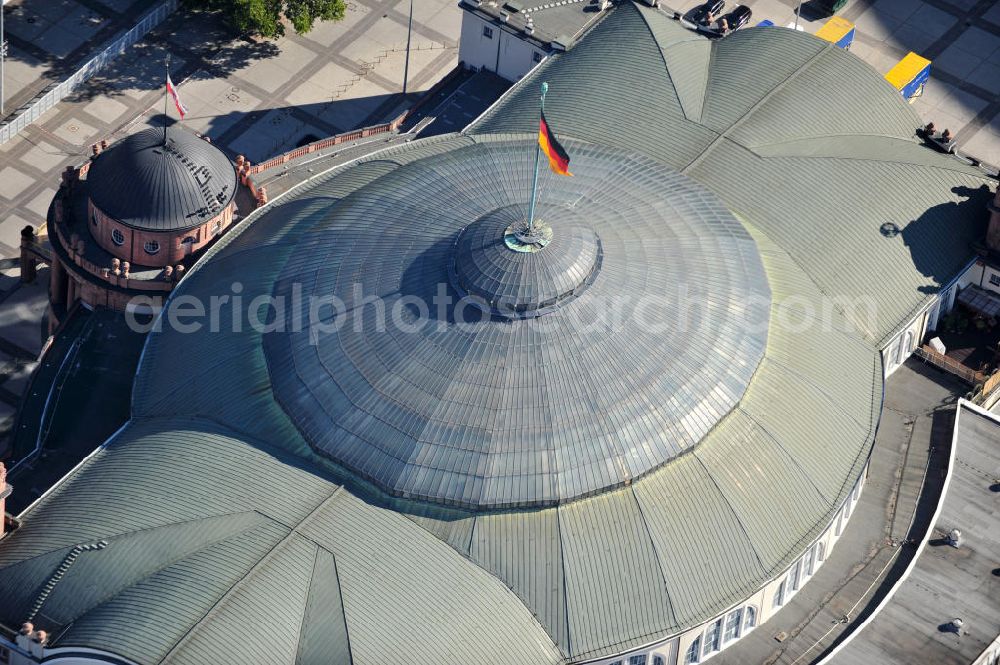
460,0 -> 613,51
827,400 -> 1000,665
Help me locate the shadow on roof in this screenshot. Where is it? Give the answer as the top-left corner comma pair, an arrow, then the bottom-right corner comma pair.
901,184 -> 991,293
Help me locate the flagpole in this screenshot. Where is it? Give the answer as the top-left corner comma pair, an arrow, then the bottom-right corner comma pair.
163,55 -> 170,145
526,81 -> 548,235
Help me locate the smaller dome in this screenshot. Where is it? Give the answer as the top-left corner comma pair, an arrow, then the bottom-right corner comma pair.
87,127 -> 237,231
450,204 -> 601,317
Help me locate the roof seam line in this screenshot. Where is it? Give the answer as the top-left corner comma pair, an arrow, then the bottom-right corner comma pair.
332,549 -> 355,665
742,215 -> 880,348
632,3 -> 688,119
690,453 -> 769,575
0,508 -> 260,573
748,139 -> 991,178
629,486 -> 681,630
698,31 -> 717,124
735,405 -> 833,504
555,506 -> 573,660
465,514 -> 478,557
757,355 -> 873,433
294,546 -> 323,665
680,43 -> 832,175
157,485 -> 344,664
746,132 -> 920,151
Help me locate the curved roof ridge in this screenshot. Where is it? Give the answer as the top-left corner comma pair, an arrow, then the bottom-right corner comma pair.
633,2 -> 699,48
294,544 -> 353,665
0,509 -> 266,574
740,205 -> 884,346
665,40 -> 714,122
742,220 -> 880,348
634,3 -> 713,122
735,404 -> 837,504
627,486 -> 681,628
682,43 -> 832,174
750,134 -> 987,179
721,40 -> 922,147
52,518 -> 293,663
689,452 -> 768,573
760,353 -> 874,433
554,507 -> 573,659
632,3 -> 691,117
158,488 -> 344,663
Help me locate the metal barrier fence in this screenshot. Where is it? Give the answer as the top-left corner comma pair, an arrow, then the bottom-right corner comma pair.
244,65 -> 465,176
0,0 -> 179,144
247,112 -> 409,175
913,345 -> 982,386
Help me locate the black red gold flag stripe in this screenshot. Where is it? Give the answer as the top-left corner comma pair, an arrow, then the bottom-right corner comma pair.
539,111 -> 572,176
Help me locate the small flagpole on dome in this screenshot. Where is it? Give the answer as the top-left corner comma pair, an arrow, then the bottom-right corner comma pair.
526,81 -> 548,235
163,54 -> 170,145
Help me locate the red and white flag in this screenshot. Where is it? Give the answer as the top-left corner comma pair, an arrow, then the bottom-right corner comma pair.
166,73 -> 188,119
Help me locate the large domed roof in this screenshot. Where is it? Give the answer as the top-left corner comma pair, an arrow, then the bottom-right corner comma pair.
262,140 -> 770,509
87,127 -> 237,231
451,205 -> 602,317
2,4 -> 993,665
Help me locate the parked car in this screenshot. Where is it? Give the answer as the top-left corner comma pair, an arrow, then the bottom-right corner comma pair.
721,5 -> 752,32
819,0 -> 848,13
692,0 -> 725,25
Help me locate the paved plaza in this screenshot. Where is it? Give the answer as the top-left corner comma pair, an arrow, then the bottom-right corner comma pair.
0,0 -> 161,114
0,0 -> 460,260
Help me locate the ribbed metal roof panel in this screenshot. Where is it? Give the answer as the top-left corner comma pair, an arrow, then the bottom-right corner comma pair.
0,422 -> 334,568
469,509 -> 570,655
54,521 -> 291,664
0,511 -> 268,629
697,403 -> 833,572
261,139 -> 770,510
726,46 -> 925,147
469,5 -> 719,172
559,489 -> 676,660
661,39 -> 712,122
687,139 -> 990,347
87,127 -> 237,231
632,453 -> 767,627
297,491 -> 563,664
165,534 -> 317,665
296,548 -> 353,665
699,28 -> 827,134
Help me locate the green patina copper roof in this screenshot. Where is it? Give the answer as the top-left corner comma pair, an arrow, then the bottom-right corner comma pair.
0,4 -> 993,664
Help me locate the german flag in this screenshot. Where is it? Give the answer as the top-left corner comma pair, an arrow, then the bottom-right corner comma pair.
539,111 -> 572,176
